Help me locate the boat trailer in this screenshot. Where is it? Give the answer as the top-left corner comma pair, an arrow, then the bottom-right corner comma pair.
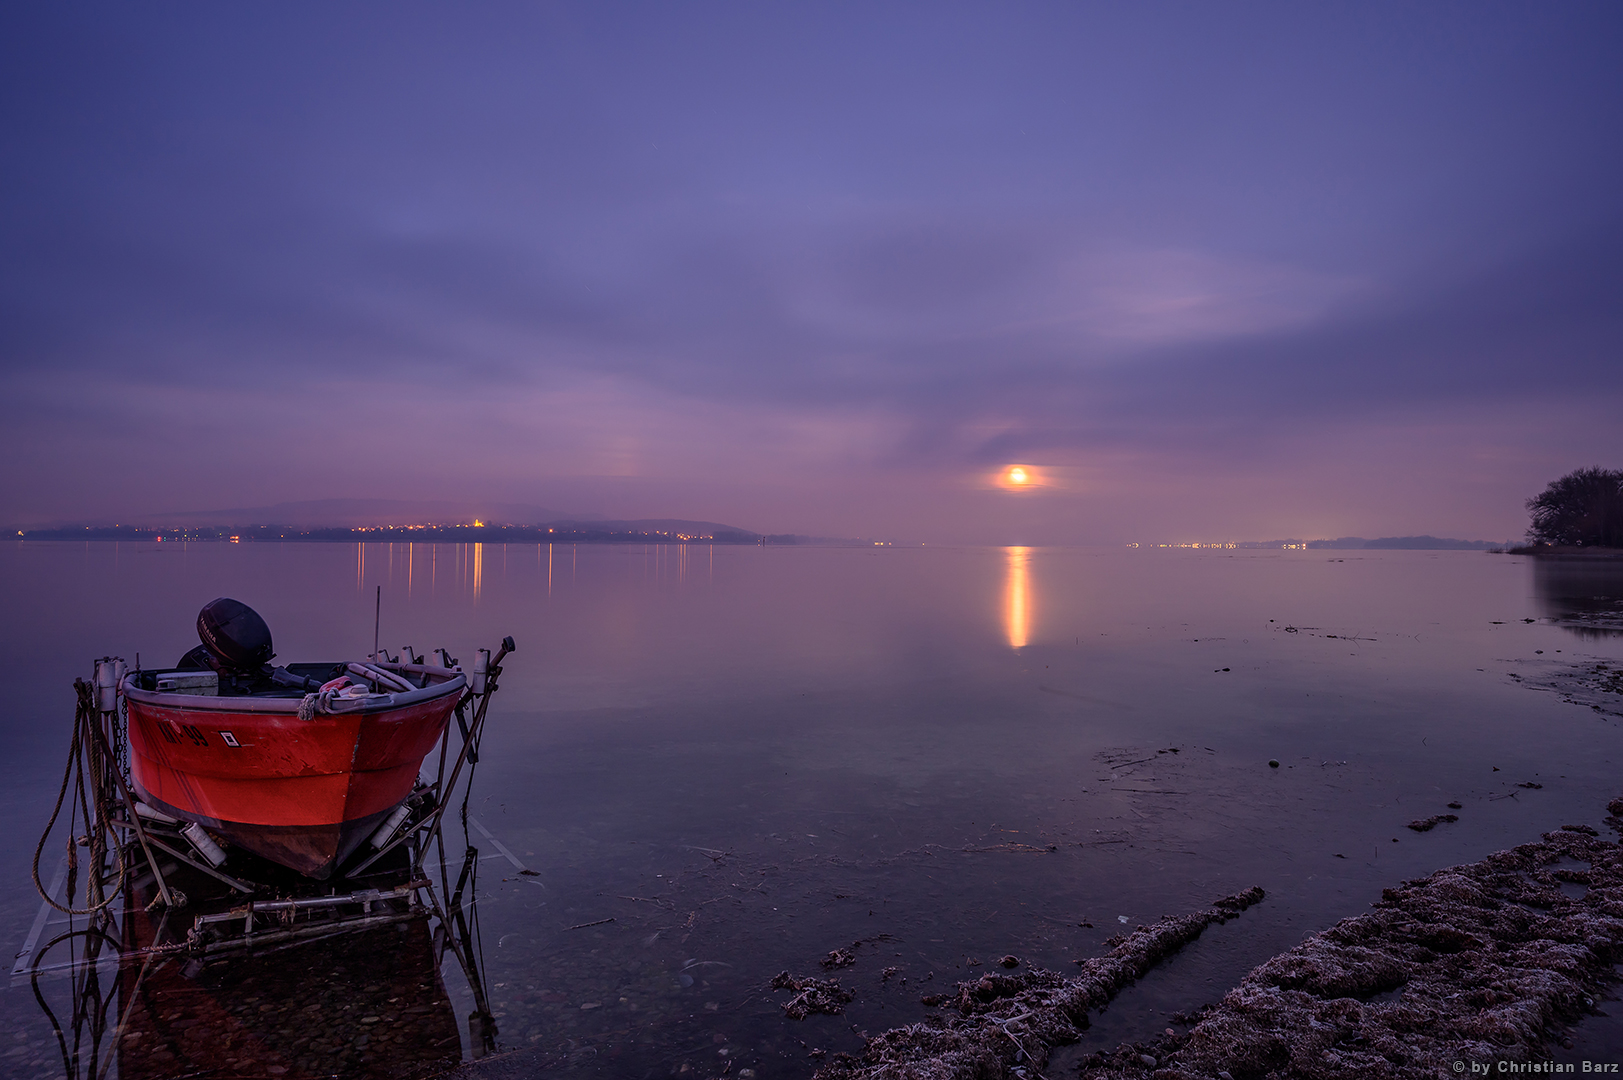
22,635 -> 514,964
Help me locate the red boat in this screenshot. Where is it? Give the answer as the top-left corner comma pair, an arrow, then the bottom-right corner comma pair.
121,598 -> 475,879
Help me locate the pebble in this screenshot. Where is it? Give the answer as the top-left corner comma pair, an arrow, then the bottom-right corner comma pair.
1268,759 -> 1280,768
1139,1053 -> 1158,1067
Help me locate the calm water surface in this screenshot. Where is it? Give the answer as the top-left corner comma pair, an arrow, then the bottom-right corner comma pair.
1,541 -> 1621,1077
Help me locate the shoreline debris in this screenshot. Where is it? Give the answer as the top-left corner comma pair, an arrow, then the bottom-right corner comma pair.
822,948 -> 857,969
773,972 -> 856,1020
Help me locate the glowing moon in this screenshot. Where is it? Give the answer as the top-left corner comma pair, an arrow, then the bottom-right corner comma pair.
993,463 -> 1043,491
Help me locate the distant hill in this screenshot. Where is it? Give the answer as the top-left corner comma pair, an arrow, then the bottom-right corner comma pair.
1364,535 -> 1507,550
118,498 -> 594,528
15,521 -> 776,544
1307,535 -> 1508,550
1167,536 -> 1511,550
544,518 -> 760,537
11,501 -> 788,545
1304,537 -> 1370,549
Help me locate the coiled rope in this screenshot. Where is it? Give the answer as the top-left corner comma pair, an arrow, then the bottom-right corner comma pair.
32,681 -> 126,916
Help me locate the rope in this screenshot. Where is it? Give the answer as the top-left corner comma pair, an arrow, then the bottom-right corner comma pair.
32,681 -> 126,916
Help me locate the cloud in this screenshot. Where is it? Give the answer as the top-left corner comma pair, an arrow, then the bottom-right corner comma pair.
5,207 -> 1620,479
997,247 -> 1368,349
5,4 -> 1622,538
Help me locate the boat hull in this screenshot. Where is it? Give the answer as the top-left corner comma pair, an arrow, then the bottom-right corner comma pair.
124,677 -> 463,879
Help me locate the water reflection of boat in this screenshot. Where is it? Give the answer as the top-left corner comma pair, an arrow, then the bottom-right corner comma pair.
122,598 -> 474,879
116,917 -> 461,1079
1532,557 -> 1623,637
27,845 -> 496,1080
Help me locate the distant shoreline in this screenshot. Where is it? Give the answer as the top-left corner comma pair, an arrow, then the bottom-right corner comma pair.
10,524 -> 807,545
1504,545 -> 1623,559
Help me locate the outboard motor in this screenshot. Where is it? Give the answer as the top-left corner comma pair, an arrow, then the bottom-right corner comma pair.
198,598 -> 274,671
179,598 -> 274,674
176,599 -> 331,693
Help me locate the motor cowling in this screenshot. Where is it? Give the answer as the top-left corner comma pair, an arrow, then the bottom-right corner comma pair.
195,597 -> 274,673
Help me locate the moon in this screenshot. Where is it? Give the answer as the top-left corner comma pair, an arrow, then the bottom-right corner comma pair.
997,464 -> 1040,491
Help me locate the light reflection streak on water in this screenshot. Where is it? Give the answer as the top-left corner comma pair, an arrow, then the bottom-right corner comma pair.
473,543 -> 483,599
1005,546 -> 1032,649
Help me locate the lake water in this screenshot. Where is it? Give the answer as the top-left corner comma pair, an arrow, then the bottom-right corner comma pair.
1,541 -> 1620,1078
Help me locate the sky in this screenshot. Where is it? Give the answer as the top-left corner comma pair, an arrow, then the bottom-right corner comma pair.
3,3 -> 1621,544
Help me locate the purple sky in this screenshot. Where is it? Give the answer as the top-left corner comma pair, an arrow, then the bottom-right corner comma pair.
4,4 -> 1621,544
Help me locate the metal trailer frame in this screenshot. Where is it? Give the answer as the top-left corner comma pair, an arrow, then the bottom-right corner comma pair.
15,637 -> 516,1079
18,635 -> 514,969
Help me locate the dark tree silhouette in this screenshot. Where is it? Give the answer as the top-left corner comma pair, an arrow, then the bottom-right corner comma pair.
1526,467 -> 1623,547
